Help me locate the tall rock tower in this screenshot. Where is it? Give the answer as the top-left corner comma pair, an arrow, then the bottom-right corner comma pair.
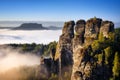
55,17 -> 114,80
55,21 -> 75,79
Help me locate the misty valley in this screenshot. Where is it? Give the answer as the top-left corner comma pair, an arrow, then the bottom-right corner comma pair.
0,42 -> 57,80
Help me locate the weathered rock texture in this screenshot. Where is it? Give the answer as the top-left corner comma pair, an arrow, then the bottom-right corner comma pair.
53,21 -> 75,79
71,18 -> 114,80
39,17 -> 115,80
55,17 -> 115,80
100,21 -> 114,37
73,20 -> 85,52
84,18 -> 102,46
57,21 -> 75,72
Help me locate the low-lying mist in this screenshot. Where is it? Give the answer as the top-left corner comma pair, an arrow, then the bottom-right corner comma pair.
0,29 -> 61,44
0,29 -> 61,79
0,46 -> 40,73
0,46 -> 41,80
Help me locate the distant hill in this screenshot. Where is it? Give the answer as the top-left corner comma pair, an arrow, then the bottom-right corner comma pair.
12,23 -> 47,30
0,21 -> 63,30
0,27 -> 13,29
11,23 -> 62,30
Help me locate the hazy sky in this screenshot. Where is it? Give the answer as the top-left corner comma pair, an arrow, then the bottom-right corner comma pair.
0,0 -> 120,22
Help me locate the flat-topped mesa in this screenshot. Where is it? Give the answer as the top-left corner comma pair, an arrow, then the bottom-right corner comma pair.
100,21 -> 114,37
84,18 -> 102,44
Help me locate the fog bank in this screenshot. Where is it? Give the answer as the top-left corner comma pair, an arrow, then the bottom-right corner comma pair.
0,29 -> 61,44
0,47 -> 40,73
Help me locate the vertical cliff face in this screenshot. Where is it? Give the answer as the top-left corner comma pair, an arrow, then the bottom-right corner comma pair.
72,20 -> 86,80
55,17 -> 116,80
84,18 -> 102,45
59,21 -> 75,66
71,18 -> 114,80
54,21 -> 75,79
100,21 -> 114,37
73,20 -> 85,52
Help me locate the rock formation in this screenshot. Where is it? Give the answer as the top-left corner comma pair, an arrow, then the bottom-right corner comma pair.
73,20 -> 85,52
55,17 -> 115,80
84,18 -> 102,45
55,21 -> 75,66
54,21 -> 75,80
100,21 -> 114,37
39,17 -> 118,80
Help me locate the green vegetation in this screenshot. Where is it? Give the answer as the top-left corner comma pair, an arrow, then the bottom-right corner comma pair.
90,28 -> 120,80
7,41 -> 57,56
112,52 -> 120,80
104,47 -> 112,64
98,32 -> 105,42
0,41 -> 58,80
44,41 -> 57,56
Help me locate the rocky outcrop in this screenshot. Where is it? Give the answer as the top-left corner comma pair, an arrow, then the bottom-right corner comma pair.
56,21 -> 75,66
100,21 -> 114,37
54,17 -> 115,80
39,17 -> 115,80
39,21 -> 75,79
73,20 -> 85,52
73,19 -> 115,80
71,18 -> 114,80
84,18 -> 102,45
55,21 -> 75,79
